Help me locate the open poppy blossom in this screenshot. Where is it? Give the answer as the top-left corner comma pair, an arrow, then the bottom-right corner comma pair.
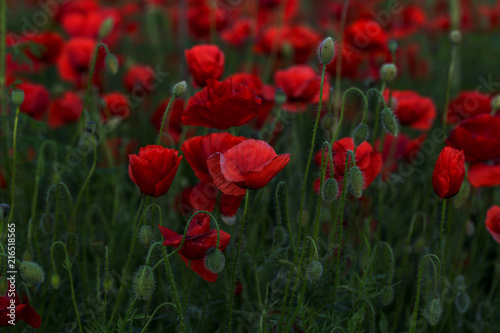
15,82 -> 50,120
124,65 -> 156,94
0,282 -> 41,328
207,139 -> 290,196
446,91 -> 492,124
48,91 -> 83,128
486,205 -> 500,243
384,90 -> 436,130
468,162 -> 500,188
344,19 -> 388,55
128,145 -> 182,198
159,212 -> 231,282
188,181 -> 244,222
182,79 -> 262,130
25,32 -> 64,65
185,44 -> 224,87
432,147 -> 465,199
102,92 -> 130,121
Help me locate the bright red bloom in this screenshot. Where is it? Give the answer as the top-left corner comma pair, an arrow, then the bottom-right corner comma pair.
189,182 -> 244,220
151,98 -> 187,144
182,79 -> 262,129
384,90 -> 436,130
221,19 -> 252,47
468,162 -> 500,188
432,147 -> 465,199
48,92 -> 83,128
128,145 -> 182,197
344,19 -> 388,55
207,140 -> 290,196
25,32 -> 64,64
486,205 -> 500,243
159,212 -> 231,282
185,45 -> 224,87
446,91 -> 492,124
447,115 -> 500,162
376,133 -> 425,179
387,5 -> 426,39
0,283 -> 41,328
16,82 -> 50,120
325,43 -> 363,79
102,92 -> 130,121
275,65 -> 330,113
124,65 -> 155,94
187,0 -> 227,39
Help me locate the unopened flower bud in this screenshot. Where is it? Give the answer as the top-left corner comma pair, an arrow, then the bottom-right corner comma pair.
381,108 -> 399,136
0,203 -> 10,219
103,276 -> 113,292
321,178 -> 339,203
20,261 -> 45,285
11,89 -> 25,106
424,298 -> 443,326
40,213 -> 55,235
98,17 -> 114,39
380,63 -> 397,83
352,123 -> 369,146
221,215 -> 236,225
348,166 -> 364,199
381,285 -> 395,306
449,30 -> 462,45
306,260 -> 323,283
491,94 -> 500,113
318,37 -> 335,65
203,248 -> 226,274
172,81 -> 187,98
455,292 -> 470,314
105,53 -> 119,75
275,88 -> 287,105
453,181 -> 470,208
413,236 -> 426,253
51,272 -> 61,289
388,39 -> 398,53
272,225 -> 287,245
139,225 -> 155,248
133,265 -> 156,300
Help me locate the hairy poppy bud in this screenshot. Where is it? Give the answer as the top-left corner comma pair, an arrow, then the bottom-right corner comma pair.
221,215 -> 237,225
133,265 -> 156,300
11,89 -> 25,106
424,298 -> 443,326
352,123 -> 369,146
306,260 -> 323,283
453,181 -> 470,208
321,178 -> 339,203
20,261 -> 45,285
105,53 -> 119,75
449,30 -> 462,45
318,37 -> 335,65
40,213 -> 55,235
103,276 -> 113,292
381,108 -> 399,136
204,248 -> 226,274
0,203 -> 10,219
381,285 -> 395,306
348,166 -> 364,199
273,225 -> 287,245
139,225 -> 155,248
491,95 -> 500,114
380,63 -> 397,83
172,81 -> 187,98
455,292 -> 470,314
51,272 -> 61,289
98,17 -> 114,39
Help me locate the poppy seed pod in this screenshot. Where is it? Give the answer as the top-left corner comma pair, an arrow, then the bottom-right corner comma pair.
321,178 -> 339,203
172,81 -> 187,98
352,123 -> 369,146
318,37 -> 335,65
380,63 -> 397,83
51,272 -> 61,289
139,225 -> 155,248
306,260 -> 323,283
204,248 -> 226,274
272,225 -> 287,245
449,30 -> 462,45
424,298 -> 443,326
133,265 -> 156,300
11,89 -> 25,106
105,53 -> 119,75
98,17 -> 114,39
348,166 -> 364,199
381,108 -> 399,136
20,261 -> 45,285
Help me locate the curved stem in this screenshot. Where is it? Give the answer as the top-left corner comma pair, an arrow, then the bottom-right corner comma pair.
140,302 -> 177,333
162,247 -> 187,333
120,297 -> 138,333
156,97 -> 175,146
331,87 -> 369,146
369,83 -> 387,144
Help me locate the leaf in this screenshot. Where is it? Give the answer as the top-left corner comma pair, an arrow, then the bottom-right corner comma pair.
379,312 -> 389,333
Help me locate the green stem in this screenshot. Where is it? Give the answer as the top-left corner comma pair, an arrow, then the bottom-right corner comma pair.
371,82 -> 387,144
333,0 -> 351,116
5,105 -> 20,229
443,45 -> 457,133
437,199 -> 447,259
275,182 -> 295,253
120,297 -> 138,333
162,248 -> 187,333
156,97 -> 175,146
140,302 -> 177,333
331,87 -> 369,146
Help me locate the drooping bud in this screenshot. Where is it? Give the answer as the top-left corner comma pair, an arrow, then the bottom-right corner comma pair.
424,298 -> 443,326
380,63 -> 397,83
413,236 -> 426,253
139,225 -> 155,248
381,108 -> 399,136
348,166 -> 364,199
275,88 -> 287,105
352,123 -> 369,146
51,272 -> 61,289
105,53 -> 119,75
306,260 -> 323,283
11,89 -> 25,106
20,261 -> 45,285
318,37 -> 335,65
321,178 -> 339,203
380,285 -> 395,306
0,203 -> 10,219
203,248 -> 226,274
453,181 -> 470,208
98,17 -> 114,39
133,265 -> 156,300
455,292 -> 470,314
449,30 -> 462,45
172,81 -> 187,98
40,213 -> 55,235
272,225 -> 287,245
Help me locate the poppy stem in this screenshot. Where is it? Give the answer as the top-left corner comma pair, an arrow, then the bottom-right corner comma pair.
156,97 -> 175,146
437,199 -> 447,259
4,105 -> 20,234
0,0 -> 9,187
226,190 -> 250,332
371,82 -> 386,144
442,44 -> 458,134
120,297 -> 138,333
140,302 -> 177,333
331,87 -> 369,146
162,247 -> 187,333
333,0 -> 351,116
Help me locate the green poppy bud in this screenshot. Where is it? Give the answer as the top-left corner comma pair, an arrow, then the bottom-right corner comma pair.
203,248 -> 225,274
103,276 -> 113,293
424,298 -> 443,326
105,53 -> 119,75
139,225 -> 155,248
11,89 -> 25,106
449,30 -> 462,45
172,81 -> 187,98
381,285 -> 395,306
318,37 -> 335,65
381,108 -> 399,136
321,178 -> 339,203
352,123 -> 369,146
380,63 -> 397,83
272,225 -> 287,245
133,265 -> 156,300
306,260 -> 323,283
98,17 -> 114,39
20,261 -> 45,285
51,272 -> 61,289
348,166 -> 364,199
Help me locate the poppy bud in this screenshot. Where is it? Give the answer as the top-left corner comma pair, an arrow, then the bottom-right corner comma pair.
98,17 -> 114,39
11,89 -> 25,106
40,213 -> 55,235
139,225 -> 155,248
22,250 -> 33,262
453,181 -> 470,208
380,63 -> 397,83
381,108 -> 399,136
20,261 -> 45,285
221,215 -> 237,225
449,30 -> 462,45
172,81 -> 187,98
275,88 -> 287,105
381,285 -> 395,306
51,272 -> 61,289
306,260 -> 323,283
0,203 -> 10,219
318,37 -> 335,65
133,265 -> 156,300
413,236 -> 426,253
424,298 -> 443,326
388,39 -> 398,53
321,178 -> 339,203
105,53 -> 119,75
455,292 -> 470,314
103,276 -> 113,292
272,225 -> 287,245
321,113 -> 336,134
491,94 -> 500,114
204,248 -> 226,274
352,123 -> 369,146
348,166 -> 364,199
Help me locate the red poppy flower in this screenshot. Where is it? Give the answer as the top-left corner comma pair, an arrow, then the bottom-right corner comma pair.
159,212 -> 231,282
275,65 -> 330,113
376,133 -> 425,179
447,115 -> 500,162
102,92 -> 130,121
446,91 -> 492,124
221,19 -> 252,47
325,43 -> 363,80
486,205 -> 500,243
187,0 -> 227,39
207,139 -> 290,196
48,92 -> 83,128
25,32 -> 64,64
15,82 -> 50,120
432,147 -> 465,199
387,5 -> 426,39
151,98 -> 188,144
185,45 -> 224,87
124,65 -> 155,95
0,283 -> 41,328
344,19 -> 388,55
182,79 -> 262,130
468,162 -> 500,188
128,145 -> 182,198
384,90 -> 436,130
189,181 -> 244,220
